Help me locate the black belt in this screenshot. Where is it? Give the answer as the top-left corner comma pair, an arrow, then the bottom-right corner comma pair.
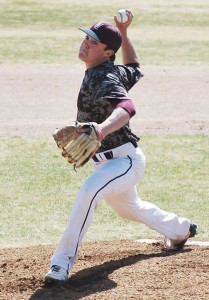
92,142 -> 137,162
92,150 -> 113,162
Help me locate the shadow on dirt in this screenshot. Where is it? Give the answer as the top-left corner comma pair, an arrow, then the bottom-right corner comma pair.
30,248 -> 185,300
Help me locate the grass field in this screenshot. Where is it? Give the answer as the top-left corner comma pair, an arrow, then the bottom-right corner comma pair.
0,0 -> 209,248
1,135 -> 208,247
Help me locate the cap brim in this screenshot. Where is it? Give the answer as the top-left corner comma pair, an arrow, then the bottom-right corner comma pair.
78,28 -> 101,43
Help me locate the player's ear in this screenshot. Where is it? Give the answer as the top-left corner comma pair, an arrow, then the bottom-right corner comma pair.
104,49 -> 114,58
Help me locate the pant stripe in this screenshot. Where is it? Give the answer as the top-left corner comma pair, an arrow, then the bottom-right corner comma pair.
74,156 -> 133,256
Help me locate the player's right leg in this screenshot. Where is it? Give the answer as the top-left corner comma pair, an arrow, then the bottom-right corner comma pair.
105,186 -> 197,251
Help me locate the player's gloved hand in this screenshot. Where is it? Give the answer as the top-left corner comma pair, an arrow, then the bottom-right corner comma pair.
53,121 -> 103,169
76,122 -> 104,141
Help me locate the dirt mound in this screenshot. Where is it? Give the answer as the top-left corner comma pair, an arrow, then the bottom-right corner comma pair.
1,240 -> 209,299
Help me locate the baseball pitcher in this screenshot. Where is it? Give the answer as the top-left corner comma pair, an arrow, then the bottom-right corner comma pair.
45,9 -> 197,284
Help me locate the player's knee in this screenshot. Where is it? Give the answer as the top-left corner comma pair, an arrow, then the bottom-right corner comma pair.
78,181 -> 102,207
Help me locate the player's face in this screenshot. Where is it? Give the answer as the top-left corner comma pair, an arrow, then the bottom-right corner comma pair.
78,35 -> 113,68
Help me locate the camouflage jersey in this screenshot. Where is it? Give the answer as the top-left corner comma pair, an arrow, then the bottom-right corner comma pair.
76,60 -> 143,152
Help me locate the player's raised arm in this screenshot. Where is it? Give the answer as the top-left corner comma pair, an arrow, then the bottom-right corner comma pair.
114,9 -> 140,66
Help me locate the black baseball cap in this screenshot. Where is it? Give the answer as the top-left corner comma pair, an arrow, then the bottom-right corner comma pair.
78,22 -> 122,53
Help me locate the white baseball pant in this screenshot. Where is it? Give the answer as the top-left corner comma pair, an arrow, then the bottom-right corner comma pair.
50,142 -> 191,272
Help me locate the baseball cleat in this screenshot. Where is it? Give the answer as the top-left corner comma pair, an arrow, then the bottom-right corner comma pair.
44,265 -> 68,284
163,223 -> 197,251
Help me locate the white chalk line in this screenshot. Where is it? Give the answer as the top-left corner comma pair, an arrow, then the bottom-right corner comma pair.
135,239 -> 209,247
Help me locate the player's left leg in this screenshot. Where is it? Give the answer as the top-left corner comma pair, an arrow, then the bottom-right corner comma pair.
47,154 -> 144,278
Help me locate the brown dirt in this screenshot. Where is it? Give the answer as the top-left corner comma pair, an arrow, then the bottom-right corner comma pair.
1,241 -> 209,300
1,64 -> 209,299
1,64 -> 209,136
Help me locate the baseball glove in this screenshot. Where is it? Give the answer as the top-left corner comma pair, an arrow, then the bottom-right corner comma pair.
53,121 -> 102,168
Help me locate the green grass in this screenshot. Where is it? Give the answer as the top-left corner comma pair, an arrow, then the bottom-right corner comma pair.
0,36 -> 80,64
0,135 -> 208,248
0,0 -> 208,65
1,5 -> 208,29
1,36 -> 208,65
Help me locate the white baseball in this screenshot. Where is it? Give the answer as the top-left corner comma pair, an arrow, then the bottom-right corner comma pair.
116,9 -> 128,24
